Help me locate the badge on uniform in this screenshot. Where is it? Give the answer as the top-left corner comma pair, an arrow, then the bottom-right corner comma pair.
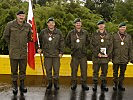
76,39 -> 80,43
48,37 -> 52,41
118,32 -> 125,46
121,42 -> 124,45
101,39 -> 104,42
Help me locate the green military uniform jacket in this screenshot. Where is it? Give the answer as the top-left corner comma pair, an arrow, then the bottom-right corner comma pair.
39,28 -> 64,57
91,30 -> 113,63
3,19 -> 31,59
112,32 -> 133,64
66,29 -> 90,58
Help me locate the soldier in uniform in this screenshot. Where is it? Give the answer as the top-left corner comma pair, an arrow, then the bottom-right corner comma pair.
91,20 -> 113,91
37,17 -> 64,90
112,22 -> 133,91
3,11 -> 31,95
66,18 -> 89,91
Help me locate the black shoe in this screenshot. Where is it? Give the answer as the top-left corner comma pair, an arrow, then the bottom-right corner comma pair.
118,83 -> 125,91
54,84 -> 59,90
71,85 -> 77,90
113,82 -> 118,91
46,81 -> 52,90
101,80 -> 108,92
13,88 -> 18,95
101,86 -> 108,91
82,84 -> 89,91
54,80 -> 60,90
113,86 -> 117,91
12,81 -> 18,95
20,80 -> 27,94
71,80 -> 77,91
92,84 -> 97,92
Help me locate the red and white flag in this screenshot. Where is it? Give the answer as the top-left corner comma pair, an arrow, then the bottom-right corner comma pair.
27,0 -> 37,70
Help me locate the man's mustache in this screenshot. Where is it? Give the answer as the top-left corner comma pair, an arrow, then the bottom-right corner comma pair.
20,18 -> 24,20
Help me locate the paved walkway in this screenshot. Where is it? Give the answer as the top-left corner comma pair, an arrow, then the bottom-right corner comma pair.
0,76 -> 133,100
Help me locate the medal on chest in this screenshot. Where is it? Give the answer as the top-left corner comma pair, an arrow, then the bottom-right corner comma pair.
76,39 -> 80,43
48,32 -> 53,41
76,33 -> 80,43
121,41 -> 124,45
101,39 -> 104,42
100,35 -> 105,43
118,32 -> 125,46
48,37 -> 52,41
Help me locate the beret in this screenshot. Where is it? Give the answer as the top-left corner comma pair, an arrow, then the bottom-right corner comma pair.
47,17 -> 54,23
119,22 -> 126,27
74,18 -> 81,23
97,20 -> 105,25
17,10 -> 25,15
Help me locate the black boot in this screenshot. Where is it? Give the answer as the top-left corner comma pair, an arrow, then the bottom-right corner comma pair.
92,80 -> 97,92
82,83 -> 89,91
46,80 -> 52,90
20,80 -> 27,94
118,82 -> 125,91
54,79 -> 59,90
12,81 -> 18,95
71,80 -> 77,90
101,80 -> 108,91
113,82 -> 118,91
92,84 -> 97,92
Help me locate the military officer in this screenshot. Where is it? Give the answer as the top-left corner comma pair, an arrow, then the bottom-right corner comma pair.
66,18 -> 89,91
91,20 -> 113,91
3,11 -> 31,95
112,22 -> 133,91
37,17 -> 64,90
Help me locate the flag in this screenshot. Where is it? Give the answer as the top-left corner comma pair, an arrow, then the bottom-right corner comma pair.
27,0 -> 37,70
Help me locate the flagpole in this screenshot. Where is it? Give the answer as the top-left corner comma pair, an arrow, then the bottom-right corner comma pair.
37,33 -> 46,86
37,33 -> 45,77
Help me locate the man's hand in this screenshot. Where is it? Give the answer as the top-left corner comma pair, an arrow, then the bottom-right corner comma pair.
98,53 -> 102,57
98,53 -> 108,58
102,54 -> 108,58
37,49 -> 42,54
130,60 -> 133,63
59,54 -> 63,58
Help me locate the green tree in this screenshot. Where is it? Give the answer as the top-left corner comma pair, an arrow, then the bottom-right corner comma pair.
85,0 -> 114,21
112,0 -> 133,24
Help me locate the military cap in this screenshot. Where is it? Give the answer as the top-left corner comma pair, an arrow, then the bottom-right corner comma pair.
17,10 -> 25,15
47,17 -> 54,23
74,18 -> 81,23
119,22 -> 126,27
97,20 -> 105,25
